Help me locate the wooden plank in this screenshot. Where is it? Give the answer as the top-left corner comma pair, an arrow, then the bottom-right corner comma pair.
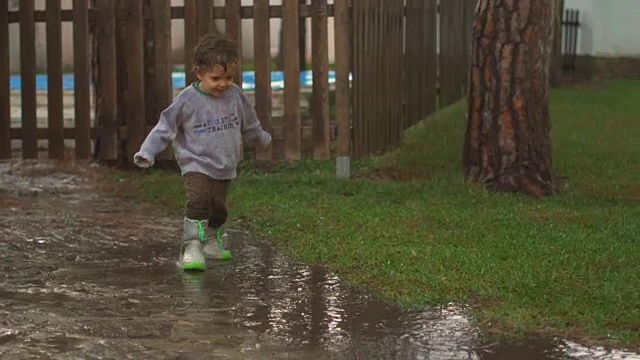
353,0 -> 364,157
366,0 -> 377,155
416,0 -> 428,123
424,0 -> 438,117
364,0 -> 378,155
147,0 -> 173,161
404,0 -> 415,127
97,0 -> 118,160
334,0 -> 350,157
457,1 -> 466,100
115,0 -> 127,161
11,127 -> 98,140
405,0 -> 422,128
370,0 -> 381,154
462,0 -> 476,92
5,4 -> 339,23
387,0 -> 400,150
225,0 -> 242,87
46,0 -> 64,159
124,1 -> 146,163
143,0 -> 153,125
298,0 -> 307,71
9,123 -> 338,143
351,0 -> 364,158
0,0 -> 10,159
359,0 -> 368,158
225,0 -> 243,160
283,0 -> 301,160
184,0 -> 198,85
196,0 -> 213,37
357,0 -> 367,156
73,0 -> 91,159
438,0 -> 446,108
373,0 -> 388,153
455,0 -> 465,99
389,0 -> 404,148
19,0 -> 37,159
8,9 -> 80,23
439,0 -> 455,107
150,0 -> 173,118
204,4 -> 335,20
253,0 -> 272,161
311,0 -> 330,159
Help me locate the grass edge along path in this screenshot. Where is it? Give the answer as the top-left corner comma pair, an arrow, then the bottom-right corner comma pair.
119,80 -> 640,350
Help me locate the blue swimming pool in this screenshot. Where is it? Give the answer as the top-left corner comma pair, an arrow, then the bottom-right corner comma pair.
9,70 -> 337,91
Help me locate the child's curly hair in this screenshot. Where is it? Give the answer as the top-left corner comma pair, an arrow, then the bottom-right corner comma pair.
191,33 -> 238,73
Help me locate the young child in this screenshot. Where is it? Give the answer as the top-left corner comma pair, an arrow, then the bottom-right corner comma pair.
133,33 -> 271,271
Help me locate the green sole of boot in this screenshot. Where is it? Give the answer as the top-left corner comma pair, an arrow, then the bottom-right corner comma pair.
182,261 -> 206,271
219,250 -> 233,260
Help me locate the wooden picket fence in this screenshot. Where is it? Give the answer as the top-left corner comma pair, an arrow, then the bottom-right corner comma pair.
1,0 -> 476,166
2,0 -> 93,160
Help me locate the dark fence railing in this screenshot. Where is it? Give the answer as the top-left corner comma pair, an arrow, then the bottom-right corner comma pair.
562,8 -> 580,76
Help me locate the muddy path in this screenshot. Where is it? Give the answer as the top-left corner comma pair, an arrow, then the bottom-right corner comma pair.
0,160 -> 637,360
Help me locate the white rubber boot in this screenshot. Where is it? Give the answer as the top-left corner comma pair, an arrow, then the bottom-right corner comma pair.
203,227 -> 233,260
181,218 -> 207,271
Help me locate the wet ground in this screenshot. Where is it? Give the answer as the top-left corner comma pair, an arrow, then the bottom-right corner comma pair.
1,160 -> 638,360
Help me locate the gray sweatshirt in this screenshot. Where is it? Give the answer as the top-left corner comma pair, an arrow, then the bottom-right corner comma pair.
134,83 -> 271,180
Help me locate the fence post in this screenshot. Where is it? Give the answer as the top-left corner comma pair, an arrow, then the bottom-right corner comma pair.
438,0 -> 465,108
461,0 -> 476,93
46,0 -> 65,160
311,0 -> 330,160
351,0 -> 364,158
184,0 -> 197,86
20,0 -> 38,159
253,0 -> 273,162
406,0 -> 437,129
0,0 -> 10,159
123,1 -> 145,165
146,0 -> 173,161
197,0 -> 214,38
334,0 -> 351,178
225,0 -> 242,87
73,0 -> 92,160
283,0 -> 302,160
96,0 -> 118,161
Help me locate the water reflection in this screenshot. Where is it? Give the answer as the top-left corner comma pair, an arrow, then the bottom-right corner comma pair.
184,234 -> 639,359
224,236 -> 476,358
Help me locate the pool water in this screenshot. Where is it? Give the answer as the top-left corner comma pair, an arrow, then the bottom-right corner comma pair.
9,70 -> 338,91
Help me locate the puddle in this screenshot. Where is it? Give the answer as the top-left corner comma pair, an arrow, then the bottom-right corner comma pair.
0,161 -> 638,359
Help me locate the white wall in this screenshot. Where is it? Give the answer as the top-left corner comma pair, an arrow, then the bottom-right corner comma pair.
564,0 -> 640,57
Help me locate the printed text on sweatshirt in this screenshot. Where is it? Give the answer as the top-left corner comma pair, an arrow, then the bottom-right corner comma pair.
134,83 -> 271,179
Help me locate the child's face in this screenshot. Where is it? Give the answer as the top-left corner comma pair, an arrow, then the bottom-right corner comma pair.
196,63 -> 237,98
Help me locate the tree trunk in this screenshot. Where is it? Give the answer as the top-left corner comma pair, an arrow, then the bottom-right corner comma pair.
463,0 -> 557,198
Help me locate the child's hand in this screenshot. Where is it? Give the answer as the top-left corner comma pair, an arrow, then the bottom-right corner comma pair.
133,152 -> 154,168
259,131 -> 272,147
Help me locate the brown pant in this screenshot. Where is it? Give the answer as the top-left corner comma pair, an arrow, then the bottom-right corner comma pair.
183,172 -> 230,228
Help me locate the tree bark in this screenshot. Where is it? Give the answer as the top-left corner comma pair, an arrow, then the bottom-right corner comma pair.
463,0 -> 557,198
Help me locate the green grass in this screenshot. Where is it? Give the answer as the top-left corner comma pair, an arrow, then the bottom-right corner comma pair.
122,80 -> 640,349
